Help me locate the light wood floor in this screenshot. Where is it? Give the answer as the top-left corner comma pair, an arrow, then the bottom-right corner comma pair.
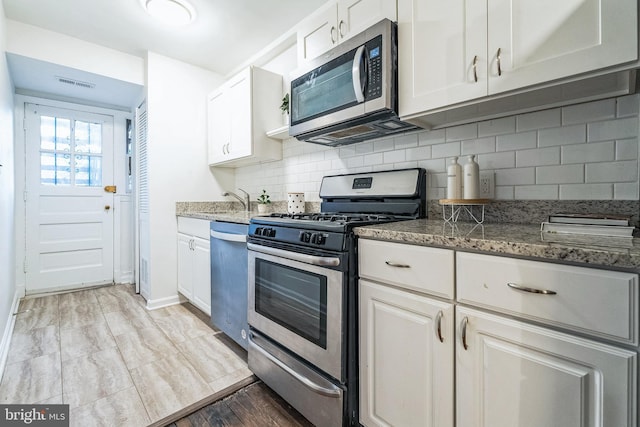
0,284 -> 253,426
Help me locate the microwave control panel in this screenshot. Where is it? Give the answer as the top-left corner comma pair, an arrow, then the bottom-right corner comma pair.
365,35 -> 383,100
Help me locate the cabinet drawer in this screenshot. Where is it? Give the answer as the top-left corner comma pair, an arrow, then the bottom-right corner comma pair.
358,239 -> 454,299
457,252 -> 639,345
177,217 -> 210,240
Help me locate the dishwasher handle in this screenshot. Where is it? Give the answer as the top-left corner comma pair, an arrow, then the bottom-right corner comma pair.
210,229 -> 247,243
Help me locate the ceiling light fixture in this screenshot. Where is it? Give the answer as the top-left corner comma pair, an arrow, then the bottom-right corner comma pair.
140,0 -> 196,26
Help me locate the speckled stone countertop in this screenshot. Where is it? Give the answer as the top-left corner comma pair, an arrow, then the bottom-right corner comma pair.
178,211 -> 256,224
354,219 -> 640,270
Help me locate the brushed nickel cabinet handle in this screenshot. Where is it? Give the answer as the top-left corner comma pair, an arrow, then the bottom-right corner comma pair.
472,55 -> 478,82
461,316 -> 469,350
496,48 -> 502,76
384,261 -> 411,268
330,26 -> 337,44
338,20 -> 346,38
507,282 -> 557,295
435,310 -> 444,343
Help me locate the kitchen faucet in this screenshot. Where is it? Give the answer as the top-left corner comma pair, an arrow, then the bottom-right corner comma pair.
222,188 -> 250,213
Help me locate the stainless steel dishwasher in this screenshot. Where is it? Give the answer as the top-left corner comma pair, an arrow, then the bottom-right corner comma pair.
210,221 -> 249,350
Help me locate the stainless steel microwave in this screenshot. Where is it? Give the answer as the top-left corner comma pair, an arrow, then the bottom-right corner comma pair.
289,19 -> 419,147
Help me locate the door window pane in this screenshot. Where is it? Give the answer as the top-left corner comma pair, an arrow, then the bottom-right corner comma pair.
40,116 -> 71,151
40,152 -> 71,185
75,155 -> 102,187
75,121 -> 102,154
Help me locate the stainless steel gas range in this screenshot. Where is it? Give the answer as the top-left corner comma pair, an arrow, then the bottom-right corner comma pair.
246,168 -> 427,426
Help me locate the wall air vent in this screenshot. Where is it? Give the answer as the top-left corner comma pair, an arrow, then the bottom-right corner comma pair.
55,76 -> 96,89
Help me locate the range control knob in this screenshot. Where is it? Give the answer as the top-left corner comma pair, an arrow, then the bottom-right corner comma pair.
299,231 -> 311,243
265,228 -> 276,238
311,233 -> 327,245
254,227 -> 263,236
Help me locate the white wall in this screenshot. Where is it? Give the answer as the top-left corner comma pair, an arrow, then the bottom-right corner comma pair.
145,52 -> 231,306
0,1 -> 16,378
235,95 -> 640,202
5,20 -> 144,86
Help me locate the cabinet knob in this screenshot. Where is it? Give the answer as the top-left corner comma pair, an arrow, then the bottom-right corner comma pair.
104,205 -> 111,211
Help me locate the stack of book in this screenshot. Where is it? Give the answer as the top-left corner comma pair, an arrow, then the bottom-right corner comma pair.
541,213 -> 635,238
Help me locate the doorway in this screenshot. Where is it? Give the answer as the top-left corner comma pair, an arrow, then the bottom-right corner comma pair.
24,102 -> 115,293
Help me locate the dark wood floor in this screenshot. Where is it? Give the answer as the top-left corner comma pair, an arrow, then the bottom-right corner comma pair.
168,381 -> 313,427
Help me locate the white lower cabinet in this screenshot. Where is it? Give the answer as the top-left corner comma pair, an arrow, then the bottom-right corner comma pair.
456,306 -> 637,427
359,279 -> 454,427
358,238 -> 638,427
177,217 -> 211,316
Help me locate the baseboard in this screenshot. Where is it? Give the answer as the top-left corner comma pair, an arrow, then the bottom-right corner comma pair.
145,294 -> 182,311
0,288 -> 22,383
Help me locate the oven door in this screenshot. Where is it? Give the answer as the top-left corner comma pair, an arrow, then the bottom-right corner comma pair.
247,242 -> 344,381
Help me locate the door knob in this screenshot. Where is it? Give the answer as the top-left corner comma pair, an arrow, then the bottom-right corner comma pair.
104,205 -> 111,211
104,185 -> 116,193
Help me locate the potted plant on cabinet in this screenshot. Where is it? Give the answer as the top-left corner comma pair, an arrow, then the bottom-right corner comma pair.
280,93 -> 289,126
257,189 -> 271,214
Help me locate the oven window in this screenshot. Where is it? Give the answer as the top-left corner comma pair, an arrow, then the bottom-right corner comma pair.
255,259 -> 328,349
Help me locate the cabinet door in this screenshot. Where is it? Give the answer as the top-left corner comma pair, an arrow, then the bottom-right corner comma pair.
192,237 -> 211,316
177,233 -> 193,299
297,4 -> 338,63
456,306 -> 637,427
337,0 -> 397,43
398,0 -> 487,117
359,279 -> 454,427
207,89 -> 230,164
227,70 -> 252,161
487,0 -> 638,95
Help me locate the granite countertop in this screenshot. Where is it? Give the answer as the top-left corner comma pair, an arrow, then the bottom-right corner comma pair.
354,219 -> 640,270
177,211 -> 256,224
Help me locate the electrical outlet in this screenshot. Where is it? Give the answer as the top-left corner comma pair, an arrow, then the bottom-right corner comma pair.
479,171 -> 495,199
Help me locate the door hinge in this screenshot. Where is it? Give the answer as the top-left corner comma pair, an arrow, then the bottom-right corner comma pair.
23,259 -> 27,273
23,191 -> 27,202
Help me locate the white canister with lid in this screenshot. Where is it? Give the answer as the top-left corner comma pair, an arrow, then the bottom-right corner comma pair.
463,155 -> 480,199
446,157 -> 462,199
287,192 -> 305,214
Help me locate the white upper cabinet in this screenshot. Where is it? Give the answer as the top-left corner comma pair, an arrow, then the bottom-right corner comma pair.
297,0 -> 397,63
207,66 -> 283,167
399,0 -> 638,118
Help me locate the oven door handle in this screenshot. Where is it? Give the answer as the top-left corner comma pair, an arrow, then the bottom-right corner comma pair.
248,333 -> 342,398
247,242 -> 340,267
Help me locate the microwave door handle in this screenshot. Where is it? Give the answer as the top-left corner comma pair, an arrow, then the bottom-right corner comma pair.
352,45 -> 366,103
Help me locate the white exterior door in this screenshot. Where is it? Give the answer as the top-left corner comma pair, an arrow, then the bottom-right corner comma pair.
25,103 -> 115,293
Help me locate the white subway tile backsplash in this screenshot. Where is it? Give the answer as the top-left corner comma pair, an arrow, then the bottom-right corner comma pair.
562,141 -> 615,164
461,137 -> 496,155
514,185 -> 558,199
478,117 -> 516,137
418,129 -> 446,146
477,151 -> 515,169
418,158 -> 446,173
373,138 -> 395,152
235,94 -> 640,202
562,98 -> 616,125
363,153 -> 383,166
587,117 -> 638,142
496,132 -> 537,152
560,183 -> 613,200
615,138 -> 638,160
394,133 -> 419,149
384,149 -> 406,164
516,108 -> 561,132
495,168 -> 535,186
406,146 -> 431,161
445,123 -> 477,141
535,164 -> 584,184
495,186 -> 515,200
616,94 -> 640,118
538,124 -> 586,147
586,160 -> 638,183
614,182 -> 639,199
431,141 -> 461,159
516,147 -> 560,167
